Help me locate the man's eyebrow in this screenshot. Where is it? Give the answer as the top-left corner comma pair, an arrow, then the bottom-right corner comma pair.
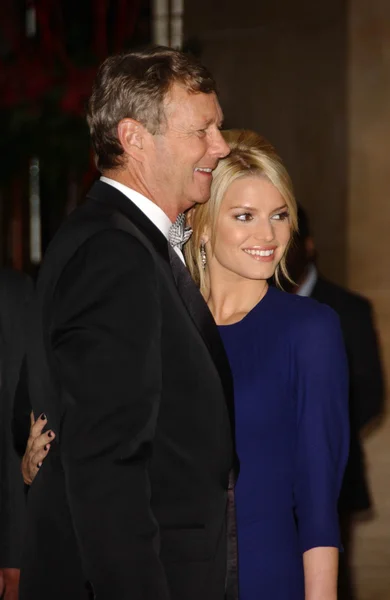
204,116 -> 225,127
192,116 -> 224,129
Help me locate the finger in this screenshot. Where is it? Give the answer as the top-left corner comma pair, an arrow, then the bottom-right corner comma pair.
22,460 -> 37,485
30,443 -> 51,469
26,412 -> 37,451
21,455 -> 34,485
30,429 -> 55,454
30,413 -> 48,441
26,416 -> 46,453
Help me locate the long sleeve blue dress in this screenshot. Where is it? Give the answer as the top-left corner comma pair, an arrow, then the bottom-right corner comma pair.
218,286 -> 349,599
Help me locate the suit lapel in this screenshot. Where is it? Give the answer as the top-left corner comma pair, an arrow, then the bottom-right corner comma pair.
168,247 -> 235,434
87,181 -> 236,441
87,180 -> 170,261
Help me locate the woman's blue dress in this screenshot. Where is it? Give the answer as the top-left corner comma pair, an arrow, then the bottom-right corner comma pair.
218,286 -> 349,599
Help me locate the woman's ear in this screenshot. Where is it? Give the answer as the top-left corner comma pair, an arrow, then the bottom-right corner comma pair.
201,227 -> 211,245
117,118 -> 145,162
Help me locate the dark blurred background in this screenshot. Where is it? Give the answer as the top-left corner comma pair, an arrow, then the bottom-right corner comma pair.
0,0 -> 152,272
1,1 -> 389,598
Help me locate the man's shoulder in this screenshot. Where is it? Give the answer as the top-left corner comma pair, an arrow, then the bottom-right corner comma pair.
55,195 -> 117,237
36,197 -> 158,301
46,196 -> 153,265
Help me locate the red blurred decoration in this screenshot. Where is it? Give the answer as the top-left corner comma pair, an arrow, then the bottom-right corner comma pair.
60,67 -> 97,115
0,0 -> 143,268
0,0 -> 142,115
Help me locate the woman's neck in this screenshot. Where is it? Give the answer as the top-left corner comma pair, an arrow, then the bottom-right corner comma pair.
204,271 -> 268,326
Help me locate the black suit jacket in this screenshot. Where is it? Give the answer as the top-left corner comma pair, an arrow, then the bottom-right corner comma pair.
311,276 -> 384,512
19,181 -> 236,600
0,269 -> 32,568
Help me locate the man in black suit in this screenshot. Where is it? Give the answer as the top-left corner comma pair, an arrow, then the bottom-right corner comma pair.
0,269 -> 32,600
19,47 -> 237,600
285,205 -> 384,599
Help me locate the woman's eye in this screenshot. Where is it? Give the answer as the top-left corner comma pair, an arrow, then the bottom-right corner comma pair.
235,213 -> 253,222
197,129 -> 207,137
272,211 -> 289,221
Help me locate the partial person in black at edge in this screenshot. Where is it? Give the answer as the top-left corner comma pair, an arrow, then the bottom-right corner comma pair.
0,269 -> 33,600
282,204 -> 385,600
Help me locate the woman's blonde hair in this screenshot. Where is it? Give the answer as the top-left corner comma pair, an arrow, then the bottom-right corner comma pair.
185,129 -> 298,294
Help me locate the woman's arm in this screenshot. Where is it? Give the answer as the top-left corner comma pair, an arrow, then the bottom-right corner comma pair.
293,303 -> 350,598
303,546 -> 338,600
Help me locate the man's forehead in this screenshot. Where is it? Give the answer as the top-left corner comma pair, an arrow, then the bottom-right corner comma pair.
164,85 -> 223,124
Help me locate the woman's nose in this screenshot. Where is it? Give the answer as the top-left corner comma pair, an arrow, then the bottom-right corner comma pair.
254,220 -> 275,242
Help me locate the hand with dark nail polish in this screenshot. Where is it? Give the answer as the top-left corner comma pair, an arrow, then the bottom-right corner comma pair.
22,412 -> 54,485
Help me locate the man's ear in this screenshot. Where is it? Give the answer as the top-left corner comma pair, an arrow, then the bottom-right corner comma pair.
117,118 -> 146,162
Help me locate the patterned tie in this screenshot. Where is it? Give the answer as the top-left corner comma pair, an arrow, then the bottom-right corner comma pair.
168,213 -> 192,250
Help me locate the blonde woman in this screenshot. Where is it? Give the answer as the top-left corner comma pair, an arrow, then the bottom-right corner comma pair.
185,130 -> 349,599
23,130 -> 348,599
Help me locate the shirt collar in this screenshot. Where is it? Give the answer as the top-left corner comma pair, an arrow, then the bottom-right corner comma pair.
100,176 -> 173,240
296,263 -> 318,297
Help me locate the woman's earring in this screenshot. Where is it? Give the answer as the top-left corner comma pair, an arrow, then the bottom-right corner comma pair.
200,242 -> 207,269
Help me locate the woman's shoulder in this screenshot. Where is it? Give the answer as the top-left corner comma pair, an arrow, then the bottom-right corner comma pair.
267,289 -> 345,367
268,286 -> 340,329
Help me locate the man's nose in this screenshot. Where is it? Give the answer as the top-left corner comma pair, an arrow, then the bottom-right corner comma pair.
210,129 -> 230,159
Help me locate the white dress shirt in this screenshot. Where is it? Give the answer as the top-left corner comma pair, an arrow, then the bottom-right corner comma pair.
296,263 -> 318,297
100,176 -> 185,263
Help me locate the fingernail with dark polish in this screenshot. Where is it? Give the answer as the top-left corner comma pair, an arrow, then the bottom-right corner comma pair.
40,413 -> 47,420
37,462 -> 42,468
44,445 -> 48,451
48,431 -> 53,438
